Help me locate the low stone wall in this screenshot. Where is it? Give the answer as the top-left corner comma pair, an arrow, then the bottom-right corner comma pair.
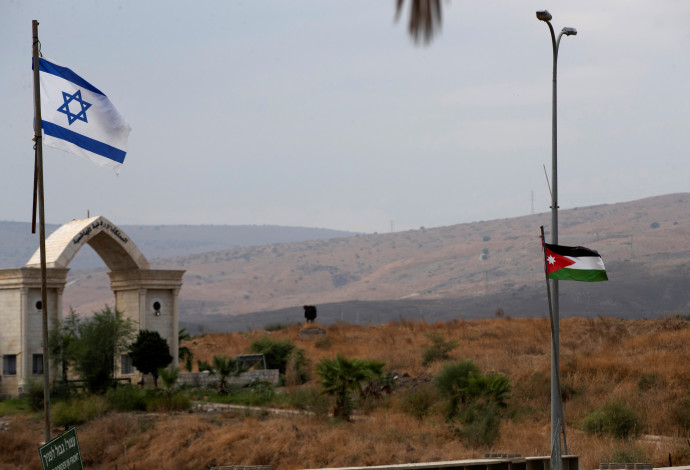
179,369 -> 279,388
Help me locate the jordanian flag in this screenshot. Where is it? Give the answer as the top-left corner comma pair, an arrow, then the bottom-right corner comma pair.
543,242 -> 608,282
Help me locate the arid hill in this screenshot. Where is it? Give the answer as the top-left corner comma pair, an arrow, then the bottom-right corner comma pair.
55,193 -> 690,331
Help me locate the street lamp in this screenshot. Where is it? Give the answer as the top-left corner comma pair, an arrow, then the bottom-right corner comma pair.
536,9 -> 576,470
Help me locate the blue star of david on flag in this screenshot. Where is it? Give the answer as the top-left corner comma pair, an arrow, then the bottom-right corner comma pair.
57,89 -> 92,125
35,57 -> 131,173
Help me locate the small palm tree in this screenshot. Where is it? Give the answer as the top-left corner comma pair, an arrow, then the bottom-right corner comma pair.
159,367 -> 179,398
316,355 -> 384,421
209,355 -> 237,395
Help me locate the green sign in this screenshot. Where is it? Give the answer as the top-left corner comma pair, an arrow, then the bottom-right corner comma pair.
38,427 -> 84,470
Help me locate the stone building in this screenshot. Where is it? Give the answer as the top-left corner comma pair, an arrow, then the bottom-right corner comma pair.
0,216 -> 184,397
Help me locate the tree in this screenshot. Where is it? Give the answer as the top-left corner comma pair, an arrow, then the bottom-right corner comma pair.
129,330 -> 173,387
250,336 -> 308,381
159,367 -> 180,398
209,355 -> 238,395
178,327 -> 194,372
316,355 -> 384,421
48,308 -> 81,383
70,306 -> 136,394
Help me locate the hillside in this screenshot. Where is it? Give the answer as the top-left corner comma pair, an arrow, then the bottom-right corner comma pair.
0,222 -> 357,270
3,317 -> 690,470
53,193 -> 690,331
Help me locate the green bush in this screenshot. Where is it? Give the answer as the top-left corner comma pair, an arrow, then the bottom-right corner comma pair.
435,360 -> 511,447
435,360 -> 481,418
580,401 -> 641,438
250,337 -> 308,383
637,373 -> 659,391
25,380 -> 46,411
422,332 -> 457,366
0,397 -> 31,416
145,391 -> 191,412
609,446 -> 647,464
52,401 -> 85,427
52,395 -> 108,427
400,385 -> 438,420
451,402 -> 500,448
107,385 -> 147,412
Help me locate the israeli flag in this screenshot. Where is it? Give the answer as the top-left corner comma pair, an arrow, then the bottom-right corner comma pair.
36,57 -> 131,173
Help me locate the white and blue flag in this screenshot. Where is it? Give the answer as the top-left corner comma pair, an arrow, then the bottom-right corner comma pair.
36,57 -> 131,173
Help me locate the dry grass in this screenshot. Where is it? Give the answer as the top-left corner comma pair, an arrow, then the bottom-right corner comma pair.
3,317 -> 690,470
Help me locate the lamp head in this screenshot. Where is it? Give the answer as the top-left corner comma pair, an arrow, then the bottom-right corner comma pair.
536,10 -> 552,21
562,27 -> 577,36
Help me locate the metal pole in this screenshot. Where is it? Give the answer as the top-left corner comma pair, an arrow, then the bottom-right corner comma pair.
32,19 -> 52,444
550,25 -> 562,468
537,11 -> 576,468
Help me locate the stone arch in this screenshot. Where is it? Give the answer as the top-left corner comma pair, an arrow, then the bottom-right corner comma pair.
25,216 -> 150,271
0,216 -> 184,397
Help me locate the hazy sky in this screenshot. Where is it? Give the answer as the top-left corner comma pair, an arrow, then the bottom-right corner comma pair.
2,1 -> 689,233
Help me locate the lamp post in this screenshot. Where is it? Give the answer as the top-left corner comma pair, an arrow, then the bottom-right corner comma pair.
536,10 -> 576,470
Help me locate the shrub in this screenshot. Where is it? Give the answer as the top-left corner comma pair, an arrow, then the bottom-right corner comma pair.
107,385 -> 147,412
451,402 -> 500,448
25,380 -> 46,411
145,391 -> 191,412
435,360 -> 481,418
52,395 -> 108,427
422,332 -> 457,366
399,384 -> 438,420
52,401 -> 85,427
0,397 -> 31,416
609,446 -> 647,464
580,401 -> 641,438
250,337 -> 308,382
435,360 -> 511,447
637,373 -> 659,391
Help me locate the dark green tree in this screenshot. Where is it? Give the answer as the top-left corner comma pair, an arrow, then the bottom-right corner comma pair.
70,306 -> 136,394
129,330 -> 173,387
48,308 -> 81,383
249,336 -> 308,381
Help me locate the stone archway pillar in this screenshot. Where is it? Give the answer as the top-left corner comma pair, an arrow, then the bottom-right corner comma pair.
109,269 -> 185,375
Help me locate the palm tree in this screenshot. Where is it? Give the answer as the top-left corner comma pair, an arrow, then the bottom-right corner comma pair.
316,355 -> 384,421
209,355 -> 237,395
178,328 -> 194,372
395,0 -> 445,45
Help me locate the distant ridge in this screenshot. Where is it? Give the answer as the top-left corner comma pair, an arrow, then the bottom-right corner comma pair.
0,222 -> 358,269
7,193 -> 689,332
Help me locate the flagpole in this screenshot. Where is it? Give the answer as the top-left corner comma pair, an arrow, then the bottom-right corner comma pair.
32,19 -> 52,444
540,226 -> 568,457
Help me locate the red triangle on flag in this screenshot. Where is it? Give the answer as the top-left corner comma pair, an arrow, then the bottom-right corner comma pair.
544,246 -> 575,273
